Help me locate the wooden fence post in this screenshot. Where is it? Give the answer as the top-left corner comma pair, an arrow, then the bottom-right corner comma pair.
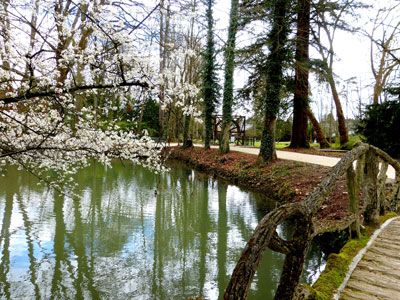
363,150 -> 379,225
355,154 -> 365,186
346,165 -> 360,238
377,162 -> 388,214
391,173 -> 400,211
274,216 -> 313,300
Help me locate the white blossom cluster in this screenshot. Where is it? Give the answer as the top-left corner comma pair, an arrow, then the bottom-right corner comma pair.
0,99 -> 166,193
0,0 -> 203,194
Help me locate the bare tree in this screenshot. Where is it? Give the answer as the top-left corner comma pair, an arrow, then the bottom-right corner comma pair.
365,3 -> 400,104
310,0 -> 362,146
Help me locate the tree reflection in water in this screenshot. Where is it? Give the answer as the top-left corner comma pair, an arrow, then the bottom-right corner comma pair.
0,162 -> 327,299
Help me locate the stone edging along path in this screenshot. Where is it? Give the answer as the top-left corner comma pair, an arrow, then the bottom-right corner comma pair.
333,216 -> 400,300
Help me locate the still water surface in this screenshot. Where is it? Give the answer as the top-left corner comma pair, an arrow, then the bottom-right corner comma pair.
0,162 -> 326,299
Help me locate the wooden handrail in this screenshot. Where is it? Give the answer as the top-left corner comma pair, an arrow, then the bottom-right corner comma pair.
224,142 -> 400,300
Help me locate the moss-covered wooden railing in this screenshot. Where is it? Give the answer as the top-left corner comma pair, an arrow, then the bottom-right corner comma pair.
223,142 -> 400,300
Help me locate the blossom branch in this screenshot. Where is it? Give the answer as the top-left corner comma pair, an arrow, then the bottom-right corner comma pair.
1,80 -> 150,104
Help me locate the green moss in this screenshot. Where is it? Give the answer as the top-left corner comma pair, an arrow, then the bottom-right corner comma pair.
379,211 -> 398,224
271,164 -> 291,177
238,169 -> 250,181
234,160 -> 250,169
277,180 -> 292,199
311,212 -> 399,300
297,284 -> 317,299
313,253 -> 350,300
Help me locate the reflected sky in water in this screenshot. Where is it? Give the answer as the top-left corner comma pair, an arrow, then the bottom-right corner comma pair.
0,161 -> 326,299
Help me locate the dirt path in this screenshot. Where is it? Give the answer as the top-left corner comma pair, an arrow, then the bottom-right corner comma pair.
186,144 -> 396,180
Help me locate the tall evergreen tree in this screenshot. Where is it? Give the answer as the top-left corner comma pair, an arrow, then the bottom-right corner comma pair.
258,0 -> 291,163
219,0 -> 240,154
202,0 -> 220,150
290,0 -> 311,149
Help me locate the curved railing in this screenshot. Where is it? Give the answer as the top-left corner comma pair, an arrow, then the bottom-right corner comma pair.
223,142 -> 400,300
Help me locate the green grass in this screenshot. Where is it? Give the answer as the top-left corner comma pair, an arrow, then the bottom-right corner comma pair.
192,139 -> 319,149
252,141 -> 319,148
276,142 -> 290,148
253,141 -> 292,148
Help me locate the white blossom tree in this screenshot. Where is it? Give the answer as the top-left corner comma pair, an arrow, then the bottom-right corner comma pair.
0,0 -> 201,193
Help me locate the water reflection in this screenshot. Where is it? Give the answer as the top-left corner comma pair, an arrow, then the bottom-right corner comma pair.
0,162 -> 326,299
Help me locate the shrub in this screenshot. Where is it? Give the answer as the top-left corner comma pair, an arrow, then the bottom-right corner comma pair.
340,135 -> 361,151
355,100 -> 400,158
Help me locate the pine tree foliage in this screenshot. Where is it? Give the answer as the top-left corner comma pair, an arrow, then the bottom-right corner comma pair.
356,100 -> 400,158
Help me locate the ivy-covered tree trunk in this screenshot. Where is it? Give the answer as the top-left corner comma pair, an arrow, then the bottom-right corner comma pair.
202,0 -> 219,150
259,115 -> 278,162
290,0 -> 311,149
220,0 -> 239,154
258,0 -> 290,164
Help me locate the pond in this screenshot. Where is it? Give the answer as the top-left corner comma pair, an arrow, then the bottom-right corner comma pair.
0,161 -> 327,299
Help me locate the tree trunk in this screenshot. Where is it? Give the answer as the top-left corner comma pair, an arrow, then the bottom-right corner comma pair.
183,1 -> 198,147
202,0 -> 219,150
327,73 -> 349,146
220,0 -> 239,154
137,94 -> 146,135
159,0 -> 170,129
220,125 -> 231,153
307,107 -> 330,148
259,116 -> 277,163
183,114 -> 191,143
258,0 -> 290,163
290,0 -> 311,149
